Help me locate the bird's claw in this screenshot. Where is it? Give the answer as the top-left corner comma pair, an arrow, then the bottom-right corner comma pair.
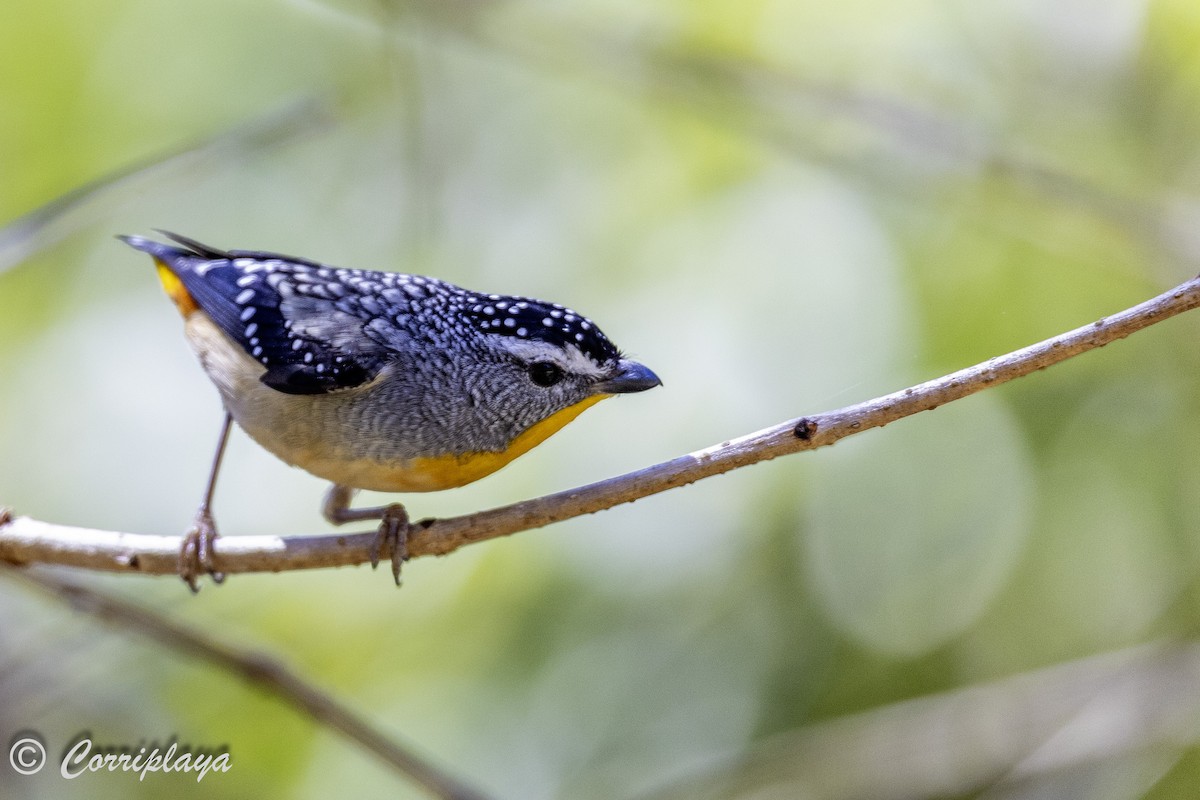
179,508 -> 225,593
369,504 -> 409,586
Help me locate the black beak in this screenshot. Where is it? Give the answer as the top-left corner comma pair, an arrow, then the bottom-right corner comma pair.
595,360 -> 662,394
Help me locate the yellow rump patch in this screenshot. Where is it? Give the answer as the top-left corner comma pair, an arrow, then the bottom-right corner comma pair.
155,261 -> 199,316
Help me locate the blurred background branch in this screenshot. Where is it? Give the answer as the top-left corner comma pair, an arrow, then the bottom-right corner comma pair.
642,641 -> 1200,800
0,96 -> 337,276
2,565 -> 491,800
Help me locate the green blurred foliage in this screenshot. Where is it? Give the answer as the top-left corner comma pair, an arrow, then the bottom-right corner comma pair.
4,0 -> 1200,798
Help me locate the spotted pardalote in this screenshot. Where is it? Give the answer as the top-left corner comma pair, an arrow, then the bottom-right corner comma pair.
121,232 -> 661,590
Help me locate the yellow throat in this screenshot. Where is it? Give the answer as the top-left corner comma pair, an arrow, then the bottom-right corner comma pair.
398,394 -> 609,491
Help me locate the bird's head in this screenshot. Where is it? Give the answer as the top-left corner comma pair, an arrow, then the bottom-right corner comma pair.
449,293 -> 661,449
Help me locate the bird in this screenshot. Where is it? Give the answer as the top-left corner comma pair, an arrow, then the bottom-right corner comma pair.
120,232 -> 661,591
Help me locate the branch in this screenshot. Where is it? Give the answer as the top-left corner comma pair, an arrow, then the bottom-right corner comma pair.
3,274 -> 1200,576
2,565 -> 493,800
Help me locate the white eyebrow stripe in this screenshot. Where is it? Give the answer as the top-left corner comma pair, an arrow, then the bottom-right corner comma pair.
493,338 -> 609,377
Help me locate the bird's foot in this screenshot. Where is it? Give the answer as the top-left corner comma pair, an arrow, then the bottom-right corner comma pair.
369,504 -> 409,586
179,507 -> 225,593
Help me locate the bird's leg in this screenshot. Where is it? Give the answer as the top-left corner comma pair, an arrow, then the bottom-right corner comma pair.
180,412 -> 233,592
322,484 -> 409,585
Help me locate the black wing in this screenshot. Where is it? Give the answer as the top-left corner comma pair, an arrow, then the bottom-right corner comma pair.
121,232 -> 401,395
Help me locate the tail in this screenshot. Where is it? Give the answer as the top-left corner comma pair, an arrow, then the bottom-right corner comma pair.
117,230 -> 231,263
119,231 -> 230,316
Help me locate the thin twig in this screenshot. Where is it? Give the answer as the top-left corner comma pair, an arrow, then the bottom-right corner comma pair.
1,565 -> 493,800
2,274 -> 1200,576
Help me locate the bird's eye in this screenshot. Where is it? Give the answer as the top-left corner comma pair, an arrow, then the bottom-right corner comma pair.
528,361 -> 564,387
